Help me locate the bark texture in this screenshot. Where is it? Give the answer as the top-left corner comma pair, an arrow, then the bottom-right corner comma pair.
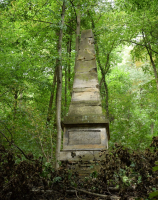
55,0 -> 66,169
142,31 -> 158,92
46,68 -> 57,125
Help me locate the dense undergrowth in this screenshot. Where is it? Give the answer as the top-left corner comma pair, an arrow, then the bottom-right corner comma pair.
0,137 -> 158,200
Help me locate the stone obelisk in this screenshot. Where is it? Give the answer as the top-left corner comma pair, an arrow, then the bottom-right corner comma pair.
60,29 -> 109,162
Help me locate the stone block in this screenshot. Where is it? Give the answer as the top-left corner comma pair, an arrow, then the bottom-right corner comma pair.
79,38 -> 95,51
62,127 -> 108,150
75,60 -> 97,73
81,29 -> 93,38
63,114 -> 109,124
77,49 -> 95,61
60,150 -> 107,161
68,105 -> 102,116
71,88 -> 101,102
70,100 -> 101,106
73,72 -> 98,88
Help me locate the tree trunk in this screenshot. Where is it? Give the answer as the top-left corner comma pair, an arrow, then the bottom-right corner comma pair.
67,36 -> 72,91
55,0 -> 66,169
151,122 -> 154,135
13,90 -> 18,120
104,78 -> 109,119
96,52 -> 109,119
75,11 -> 80,54
64,64 -> 67,113
46,68 -> 57,125
142,32 -> 158,92
148,49 -> 158,92
74,10 -> 81,71
92,33 -> 109,118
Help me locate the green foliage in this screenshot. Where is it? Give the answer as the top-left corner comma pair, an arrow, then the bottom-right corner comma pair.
149,161 -> 158,199
0,0 -> 158,174
106,45 -> 158,149
149,191 -> 158,199
0,138 -> 157,199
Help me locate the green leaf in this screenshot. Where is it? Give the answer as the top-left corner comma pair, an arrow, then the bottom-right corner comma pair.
153,166 -> 158,172
149,190 -> 158,198
53,176 -> 62,183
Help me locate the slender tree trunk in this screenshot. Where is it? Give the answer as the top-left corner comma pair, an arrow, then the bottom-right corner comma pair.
92,32 -> 109,118
142,32 -> 158,92
64,37 -> 72,111
74,10 -> 81,71
75,11 -> 80,54
64,64 -> 67,113
55,0 -> 66,169
99,76 -> 103,93
19,92 -> 23,109
147,48 -> 158,92
68,36 -> 72,91
46,68 -> 57,125
104,78 -> 109,119
13,90 -> 18,120
96,50 -> 109,119
151,122 -> 154,135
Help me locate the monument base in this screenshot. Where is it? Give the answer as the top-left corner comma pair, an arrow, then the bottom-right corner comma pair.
60,150 -> 106,161
60,150 -> 108,177
62,125 -> 109,151
60,123 -> 109,176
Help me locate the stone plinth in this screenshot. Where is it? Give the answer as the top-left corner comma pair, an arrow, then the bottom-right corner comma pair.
62,127 -> 108,150
60,29 -> 109,163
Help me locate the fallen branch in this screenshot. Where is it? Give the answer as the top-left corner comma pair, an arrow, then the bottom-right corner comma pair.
109,187 -> 119,192
32,189 -> 53,193
68,187 -> 120,199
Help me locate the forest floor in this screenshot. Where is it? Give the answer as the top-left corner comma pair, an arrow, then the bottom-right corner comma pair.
0,137 -> 158,200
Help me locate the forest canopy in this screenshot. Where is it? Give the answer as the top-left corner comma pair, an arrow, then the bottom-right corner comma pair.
0,0 -> 158,160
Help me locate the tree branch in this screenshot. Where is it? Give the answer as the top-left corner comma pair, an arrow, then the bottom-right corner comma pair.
121,39 -> 158,54
70,187 -> 120,199
31,19 -> 75,32
0,131 -> 36,161
32,19 -> 54,24
69,0 -> 77,22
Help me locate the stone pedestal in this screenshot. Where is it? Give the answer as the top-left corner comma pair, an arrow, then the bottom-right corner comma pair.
60,29 -> 109,165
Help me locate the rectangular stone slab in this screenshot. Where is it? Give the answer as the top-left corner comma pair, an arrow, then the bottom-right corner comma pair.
73,73 -> 98,88
75,60 -> 97,73
68,105 -> 102,116
63,114 -> 109,125
71,88 -> 101,101
63,127 -> 108,150
77,49 -> 95,61
81,29 -> 93,38
68,130 -> 101,145
79,37 -> 95,51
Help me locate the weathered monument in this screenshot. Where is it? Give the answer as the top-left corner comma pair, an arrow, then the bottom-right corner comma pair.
60,29 -> 109,166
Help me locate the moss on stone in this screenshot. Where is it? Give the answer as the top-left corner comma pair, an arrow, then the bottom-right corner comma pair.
75,72 -> 97,81
71,100 -> 101,106
64,114 -> 109,124
75,60 -> 97,73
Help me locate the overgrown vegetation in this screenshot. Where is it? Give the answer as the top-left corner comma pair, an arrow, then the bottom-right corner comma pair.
0,0 -> 158,157
0,137 -> 157,199
0,0 -> 158,198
